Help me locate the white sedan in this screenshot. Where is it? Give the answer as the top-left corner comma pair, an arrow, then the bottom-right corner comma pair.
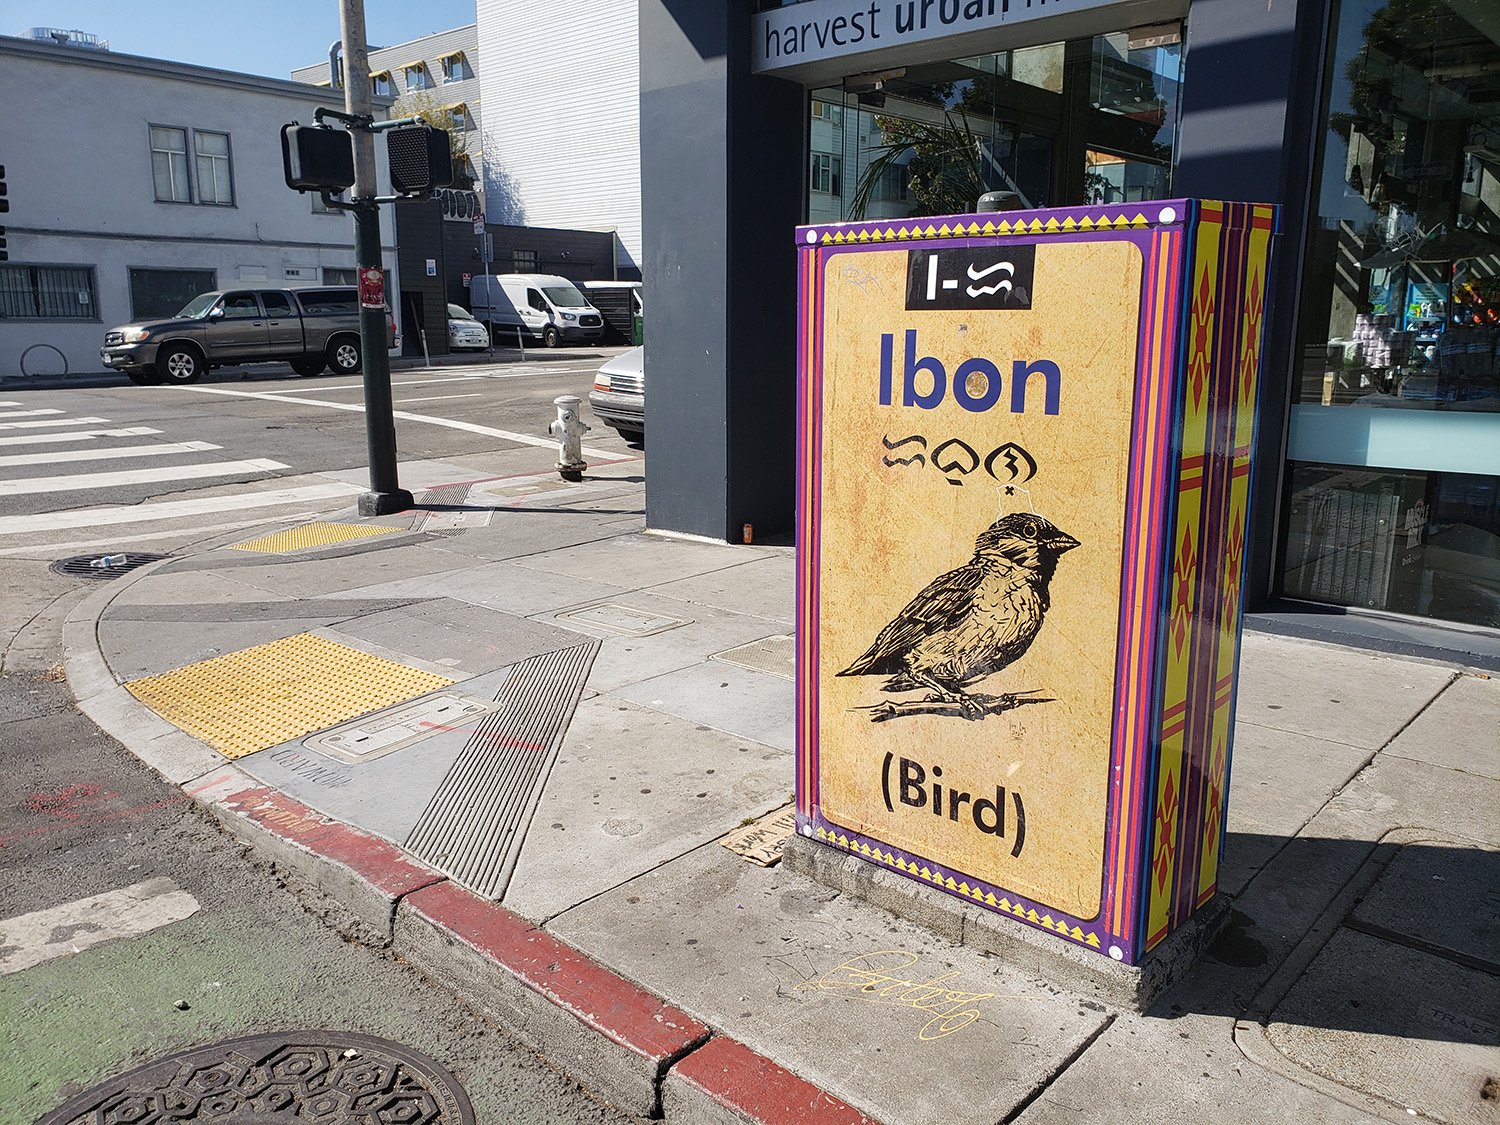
448,304 -> 490,350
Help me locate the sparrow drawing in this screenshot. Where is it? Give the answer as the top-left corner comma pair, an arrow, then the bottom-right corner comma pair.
838,513 -> 1080,721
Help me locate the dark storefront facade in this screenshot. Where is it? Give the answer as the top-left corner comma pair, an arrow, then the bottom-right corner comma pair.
394,189 -> 625,357
640,0 -> 1499,649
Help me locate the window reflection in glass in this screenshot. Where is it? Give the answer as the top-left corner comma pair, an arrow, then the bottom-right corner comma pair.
1280,0 -> 1500,630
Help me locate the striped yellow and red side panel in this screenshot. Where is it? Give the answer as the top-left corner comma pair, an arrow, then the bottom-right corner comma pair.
1144,203 -> 1277,949
1144,205 -> 1221,949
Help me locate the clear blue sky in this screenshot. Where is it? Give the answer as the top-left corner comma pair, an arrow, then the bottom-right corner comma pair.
0,0 -> 479,79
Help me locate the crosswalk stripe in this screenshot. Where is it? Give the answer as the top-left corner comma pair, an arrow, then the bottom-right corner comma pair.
0,481 -> 362,535
0,457 -> 287,497
0,878 -> 200,975
0,440 -> 221,469
179,385 -> 620,460
0,416 -> 110,430
0,408 -> 64,419
0,516 -> 298,557
0,401 -> 22,407
0,426 -> 162,448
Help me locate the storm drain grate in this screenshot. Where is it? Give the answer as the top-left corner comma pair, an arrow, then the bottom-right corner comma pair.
405,641 -> 597,899
36,1030 -> 475,1124
712,634 -> 796,679
49,552 -> 168,581
413,483 -> 491,535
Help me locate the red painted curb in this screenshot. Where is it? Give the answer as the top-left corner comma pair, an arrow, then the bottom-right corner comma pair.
189,773 -> 866,1121
402,881 -> 710,1064
193,774 -> 445,899
668,1036 -> 880,1125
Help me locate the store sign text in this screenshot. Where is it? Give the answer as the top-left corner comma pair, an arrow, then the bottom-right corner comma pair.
753,0 -> 1126,73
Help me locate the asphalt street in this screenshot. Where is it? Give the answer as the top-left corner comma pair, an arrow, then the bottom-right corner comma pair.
0,348 -> 648,1123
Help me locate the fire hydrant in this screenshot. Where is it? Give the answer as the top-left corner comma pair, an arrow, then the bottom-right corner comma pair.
549,395 -> 589,482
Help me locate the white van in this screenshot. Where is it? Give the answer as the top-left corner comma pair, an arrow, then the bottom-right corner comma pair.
468,274 -> 606,348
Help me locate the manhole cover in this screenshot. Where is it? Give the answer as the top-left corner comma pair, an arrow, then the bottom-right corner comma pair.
49,552 -> 168,581
557,602 -> 690,637
712,634 -> 795,679
38,1030 -> 475,1124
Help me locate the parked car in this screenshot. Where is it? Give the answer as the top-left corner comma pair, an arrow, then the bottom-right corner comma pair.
100,287 -> 396,385
447,304 -> 489,351
589,346 -> 644,445
468,274 -> 605,348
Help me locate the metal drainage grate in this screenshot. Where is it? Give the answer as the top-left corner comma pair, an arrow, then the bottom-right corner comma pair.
49,552 -> 168,581
36,1030 -> 476,1125
406,641 -> 597,899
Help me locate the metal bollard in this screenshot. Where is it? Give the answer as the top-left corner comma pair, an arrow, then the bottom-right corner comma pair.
548,395 -> 589,482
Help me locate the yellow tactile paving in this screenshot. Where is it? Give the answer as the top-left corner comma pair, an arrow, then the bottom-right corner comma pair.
226,522 -> 401,554
125,632 -> 455,760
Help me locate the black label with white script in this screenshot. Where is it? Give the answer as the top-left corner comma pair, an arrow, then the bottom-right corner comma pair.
905,246 -> 1035,311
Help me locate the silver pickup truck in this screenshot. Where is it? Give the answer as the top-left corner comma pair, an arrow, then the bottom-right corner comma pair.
100,287 -> 395,385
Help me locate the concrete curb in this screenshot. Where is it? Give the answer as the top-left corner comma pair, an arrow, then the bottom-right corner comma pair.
663,1036 -> 880,1125
395,882 -> 709,1119
187,770 -> 446,944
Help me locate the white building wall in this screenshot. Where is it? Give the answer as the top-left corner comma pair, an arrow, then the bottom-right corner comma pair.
475,1 -> 640,270
0,38 -> 398,376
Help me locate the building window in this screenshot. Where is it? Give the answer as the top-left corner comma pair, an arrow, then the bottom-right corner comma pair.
811,153 -> 841,195
150,125 -> 191,202
128,267 -> 216,319
404,62 -> 432,91
441,52 -> 474,82
512,249 -> 538,272
1278,0 -> 1500,629
371,71 -> 392,97
322,267 -> 357,286
194,131 -> 234,205
0,264 -> 98,320
811,99 -> 842,126
449,103 -> 470,132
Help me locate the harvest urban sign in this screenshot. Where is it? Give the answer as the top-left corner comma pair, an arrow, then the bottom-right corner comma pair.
751,0 -> 1129,73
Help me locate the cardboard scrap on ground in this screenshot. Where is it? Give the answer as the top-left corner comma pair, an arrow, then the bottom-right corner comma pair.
720,806 -> 795,867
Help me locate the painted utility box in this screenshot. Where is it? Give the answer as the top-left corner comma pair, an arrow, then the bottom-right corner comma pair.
795,200 -> 1279,964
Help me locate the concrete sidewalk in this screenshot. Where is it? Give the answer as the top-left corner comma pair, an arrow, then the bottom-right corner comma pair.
62,448 -> 1499,1124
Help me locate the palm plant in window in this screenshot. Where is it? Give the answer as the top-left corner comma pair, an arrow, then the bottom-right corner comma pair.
850,109 -> 991,220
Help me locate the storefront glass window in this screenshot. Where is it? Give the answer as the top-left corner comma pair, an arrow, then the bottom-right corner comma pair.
807,29 -> 1183,225
1280,0 -> 1500,628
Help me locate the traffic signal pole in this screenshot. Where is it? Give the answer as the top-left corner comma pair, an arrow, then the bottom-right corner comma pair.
340,0 -> 411,516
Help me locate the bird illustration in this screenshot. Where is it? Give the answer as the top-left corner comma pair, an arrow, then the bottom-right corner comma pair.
838,513 -> 1080,720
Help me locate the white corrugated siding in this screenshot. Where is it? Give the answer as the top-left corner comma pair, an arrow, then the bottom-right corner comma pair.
475,1 -> 640,269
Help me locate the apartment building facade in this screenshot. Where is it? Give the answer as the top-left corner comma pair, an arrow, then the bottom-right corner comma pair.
0,35 -> 398,377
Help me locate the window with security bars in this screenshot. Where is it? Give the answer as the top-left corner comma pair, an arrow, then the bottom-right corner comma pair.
0,265 -> 98,320
194,131 -> 233,205
151,125 -> 190,202
512,249 -> 538,271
